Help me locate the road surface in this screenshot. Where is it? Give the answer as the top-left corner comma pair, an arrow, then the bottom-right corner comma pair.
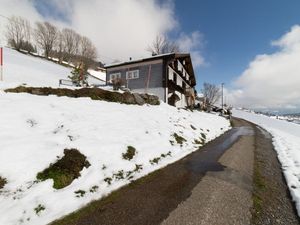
52,118 -> 299,225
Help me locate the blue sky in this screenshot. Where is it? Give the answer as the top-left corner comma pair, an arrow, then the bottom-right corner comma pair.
173,0 -> 300,90
2,0 -> 300,110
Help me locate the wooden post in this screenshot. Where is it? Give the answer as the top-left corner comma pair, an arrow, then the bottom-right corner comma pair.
0,47 -> 3,81
144,64 -> 152,93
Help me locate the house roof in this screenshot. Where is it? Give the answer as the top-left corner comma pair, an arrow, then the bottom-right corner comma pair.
105,52 -> 196,86
104,52 -> 176,68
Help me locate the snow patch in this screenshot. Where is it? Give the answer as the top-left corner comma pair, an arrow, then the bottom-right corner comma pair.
233,109 -> 300,215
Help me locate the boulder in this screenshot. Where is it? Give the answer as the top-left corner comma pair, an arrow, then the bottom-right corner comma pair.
123,91 -> 136,104
133,93 -> 145,105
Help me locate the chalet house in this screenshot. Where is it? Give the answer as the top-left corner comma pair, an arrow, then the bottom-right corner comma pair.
105,53 -> 196,107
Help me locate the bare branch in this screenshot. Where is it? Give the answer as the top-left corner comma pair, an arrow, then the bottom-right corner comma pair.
34,21 -> 58,58
202,83 -> 221,106
147,35 -> 179,55
5,16 -> 31,51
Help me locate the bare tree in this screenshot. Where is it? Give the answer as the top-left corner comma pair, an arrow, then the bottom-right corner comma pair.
54,30 -> 64,63
147,35 -> 179,55
34,21 -> 58,58
61,28 -> 78,60
5,16 -> 31,51
73,32 -> 82,56
202,83 -> 221,107
78,35 -> 97,69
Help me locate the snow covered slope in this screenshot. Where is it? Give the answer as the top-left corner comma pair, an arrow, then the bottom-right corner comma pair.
233,109 -> 300,215
0,48 -> 231,225
0,93 -> 230,225
0,47 -> 104,89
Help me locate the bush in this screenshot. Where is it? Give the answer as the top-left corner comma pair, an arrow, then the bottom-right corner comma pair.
68,66 -> 88,86
111,78 -> 125,91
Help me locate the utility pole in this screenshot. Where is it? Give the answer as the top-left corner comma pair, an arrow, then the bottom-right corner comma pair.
221,83 -> 224,114
0,47 -> 3,81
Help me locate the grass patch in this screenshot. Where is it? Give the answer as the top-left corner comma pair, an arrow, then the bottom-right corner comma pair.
149,157 -> 161,165
74,190 -> 86,198
194,138 -> 204,145
172,133 -> 187,145
104,177 -> 112,185
50,169 -> 162,225
190,125 -> 197,130
150,151 -> 172,165
0,176 -> 7,189
113,170 -> 125,180
90,185 -> 99,193
200,133 -> 206,140
251,154 -> 266,222
34,204 -> 45,215
161,151 -> 171,158
122,146 -> 136,161
37,149 -> 90,189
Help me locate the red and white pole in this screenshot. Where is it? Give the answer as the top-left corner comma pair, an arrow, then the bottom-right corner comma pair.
0,47 -> 3,81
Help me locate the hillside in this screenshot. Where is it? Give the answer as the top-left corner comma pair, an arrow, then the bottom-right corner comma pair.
0,49 -> 231,225
0,47 -> 105,90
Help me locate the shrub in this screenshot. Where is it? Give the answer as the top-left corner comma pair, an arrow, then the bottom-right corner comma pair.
122,146 -> 136,161
68,66 -> 88,86
111,78 -> 125,91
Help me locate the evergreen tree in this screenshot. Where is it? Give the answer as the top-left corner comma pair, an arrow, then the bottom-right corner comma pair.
68,64 -> 88,86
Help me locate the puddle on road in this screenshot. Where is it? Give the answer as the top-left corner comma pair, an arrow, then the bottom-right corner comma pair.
186,126 -> 254,174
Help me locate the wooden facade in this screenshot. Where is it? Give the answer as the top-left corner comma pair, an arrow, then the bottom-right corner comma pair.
105,53 -> 196,107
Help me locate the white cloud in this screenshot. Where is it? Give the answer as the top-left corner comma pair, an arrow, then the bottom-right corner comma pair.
69,0 -> 178,62
176,31 -> 206,67
0,0 -> 206,66
0,0 -> 43,45
228,25 -> 300,110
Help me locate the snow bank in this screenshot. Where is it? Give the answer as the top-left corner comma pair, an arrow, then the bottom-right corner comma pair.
0,92 -> 230,225
233,109 -> 300,215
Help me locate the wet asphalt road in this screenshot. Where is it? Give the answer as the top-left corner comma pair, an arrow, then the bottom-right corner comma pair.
52,118 -> 298,225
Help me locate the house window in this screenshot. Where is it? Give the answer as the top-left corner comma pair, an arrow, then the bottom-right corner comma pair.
126,70 -> 139,79
110,73 -> 121,80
